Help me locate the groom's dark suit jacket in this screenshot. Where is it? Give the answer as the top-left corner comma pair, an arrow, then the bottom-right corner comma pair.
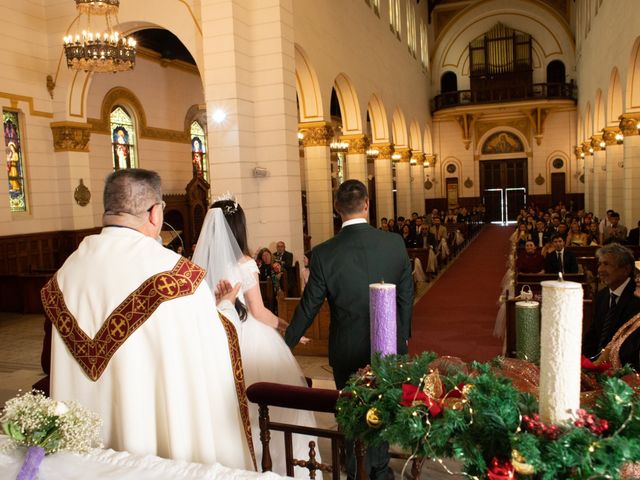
285,222 -> 413,376
583,279 -> 640,368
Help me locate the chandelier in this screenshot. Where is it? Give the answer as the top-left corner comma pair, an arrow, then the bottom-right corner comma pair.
63,0 -> 136,73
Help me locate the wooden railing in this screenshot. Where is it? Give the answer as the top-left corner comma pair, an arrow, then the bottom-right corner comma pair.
431,82 -> 576,112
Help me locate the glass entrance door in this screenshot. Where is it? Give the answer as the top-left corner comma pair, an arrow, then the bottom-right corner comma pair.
483,187 -> 527,225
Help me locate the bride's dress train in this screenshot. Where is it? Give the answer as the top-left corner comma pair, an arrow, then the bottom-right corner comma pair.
239,260 -> 321,478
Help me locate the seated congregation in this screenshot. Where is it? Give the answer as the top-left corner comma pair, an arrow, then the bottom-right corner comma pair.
500,203 -> 640,370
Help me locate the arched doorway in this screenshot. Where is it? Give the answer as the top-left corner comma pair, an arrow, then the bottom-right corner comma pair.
479,131 -> 528,224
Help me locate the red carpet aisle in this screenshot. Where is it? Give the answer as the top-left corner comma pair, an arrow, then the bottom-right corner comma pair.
408,225 -> 514,362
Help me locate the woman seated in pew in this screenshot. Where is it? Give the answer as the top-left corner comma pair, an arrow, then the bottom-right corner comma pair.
401,224 -> 416,247
516,240 -> 545,273
586,221 -> 601,246
566,220 -> 589,246
510,223 -> 530,248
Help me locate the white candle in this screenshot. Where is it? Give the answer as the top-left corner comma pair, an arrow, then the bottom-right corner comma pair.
539,280 -> 583,424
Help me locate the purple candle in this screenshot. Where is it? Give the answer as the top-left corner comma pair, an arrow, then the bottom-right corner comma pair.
370,282 -> 397,357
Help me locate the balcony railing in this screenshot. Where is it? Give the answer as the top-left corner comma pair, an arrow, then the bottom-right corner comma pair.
431,82 -> 577,112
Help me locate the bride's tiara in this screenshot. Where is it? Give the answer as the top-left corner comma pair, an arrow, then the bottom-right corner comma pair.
213,191 -> 238,214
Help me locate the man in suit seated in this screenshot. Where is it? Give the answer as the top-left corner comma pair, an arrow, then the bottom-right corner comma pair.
629,220 -> 640,246
583,243 -> 640,368
533,220 -> 549,248
273,241 -> 294,269
602,212 -> 628,245
544,234 -> 579,274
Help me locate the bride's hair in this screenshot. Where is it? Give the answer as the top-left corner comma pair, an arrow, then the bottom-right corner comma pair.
211,199 -> 249,321
211,199 -> 251,257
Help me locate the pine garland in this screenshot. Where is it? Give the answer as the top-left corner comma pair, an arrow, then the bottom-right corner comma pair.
335,352 -> 640,479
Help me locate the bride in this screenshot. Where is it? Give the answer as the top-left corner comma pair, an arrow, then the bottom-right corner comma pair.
192,197 -> 320,478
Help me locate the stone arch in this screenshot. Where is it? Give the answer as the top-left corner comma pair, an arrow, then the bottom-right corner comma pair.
367,94 -> 390,144
423,124 -> 433,154
66,0 -> 204,120
432,0 -> 575,92
295,44 -> 324,122
184,104 -> 208,134
593,89 -> 605,133
391,108 -> 409,149
544,150 -> 571,194
626,36 -> 640,112
475,126 -> 531,156
439,156 -> 462,199
408,120 -> 422,152
607,67 -> 623,126
333,73 -> 363,134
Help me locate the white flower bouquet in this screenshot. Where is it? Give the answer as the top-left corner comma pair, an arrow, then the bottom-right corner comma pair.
1,390 -> 102,480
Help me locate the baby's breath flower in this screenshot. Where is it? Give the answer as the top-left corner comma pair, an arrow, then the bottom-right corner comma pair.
1,390 -> 102,454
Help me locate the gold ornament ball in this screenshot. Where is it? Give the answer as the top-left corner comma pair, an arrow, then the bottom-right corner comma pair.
511,449 -> 535,475
366,408 -> 382,428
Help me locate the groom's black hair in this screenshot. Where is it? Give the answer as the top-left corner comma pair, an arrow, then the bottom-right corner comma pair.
335,179 -> 368,215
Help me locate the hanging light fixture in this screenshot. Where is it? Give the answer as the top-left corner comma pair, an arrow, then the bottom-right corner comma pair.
63,0 -> 136,73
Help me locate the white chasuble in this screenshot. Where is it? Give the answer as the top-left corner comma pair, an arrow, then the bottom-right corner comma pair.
46,227 -> 254,470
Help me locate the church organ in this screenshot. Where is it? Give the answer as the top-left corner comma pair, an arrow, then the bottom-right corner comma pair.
469,23 -> 533,100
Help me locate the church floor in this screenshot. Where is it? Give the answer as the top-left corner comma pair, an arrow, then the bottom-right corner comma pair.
0,311 -> 460,479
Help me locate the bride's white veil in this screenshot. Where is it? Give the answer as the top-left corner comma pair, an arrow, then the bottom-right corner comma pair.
192,207 -> 255,298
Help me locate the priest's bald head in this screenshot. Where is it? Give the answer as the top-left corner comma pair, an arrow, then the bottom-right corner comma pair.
334,179 -> 369,221
103,168 -> 165,239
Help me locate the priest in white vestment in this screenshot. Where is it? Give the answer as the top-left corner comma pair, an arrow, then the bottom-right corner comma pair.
42,169 -> 255,470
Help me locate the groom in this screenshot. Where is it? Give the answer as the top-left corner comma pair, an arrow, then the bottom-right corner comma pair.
285,179 -> 413,480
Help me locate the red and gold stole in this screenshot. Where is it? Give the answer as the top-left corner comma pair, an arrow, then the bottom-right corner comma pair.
41,256 -> 256,468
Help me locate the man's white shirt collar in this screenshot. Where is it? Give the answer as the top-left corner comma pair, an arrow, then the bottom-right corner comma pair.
342,218 -> 368,228
611,277 -> 631,297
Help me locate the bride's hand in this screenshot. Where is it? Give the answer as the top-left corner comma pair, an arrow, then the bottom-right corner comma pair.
215,280 -> 241,304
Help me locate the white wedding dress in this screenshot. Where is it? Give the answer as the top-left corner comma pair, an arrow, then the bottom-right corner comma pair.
238,259 -> 322,478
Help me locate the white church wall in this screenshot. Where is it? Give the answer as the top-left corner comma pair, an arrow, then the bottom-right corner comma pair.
0,2 -> 60,235
293,0 -> 432,142
86,56 -> 205,195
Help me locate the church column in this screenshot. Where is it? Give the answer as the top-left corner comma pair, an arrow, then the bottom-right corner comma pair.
584,140 -> 595,213
411,152 -> 425,215
50,122 -> 95,229
591,141 -> 606,218
343,134 -> 369,185
620,115 -> 640,226
603,127 -> 624,216
373,143 -> 394,225
301,123 -> 334,246
394,148 -> 412,219
200,0 -> 303,258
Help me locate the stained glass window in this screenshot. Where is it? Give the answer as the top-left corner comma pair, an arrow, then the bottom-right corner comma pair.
190,121 -> 208,182
110,106 -> 137,170
3,110 -> 27,212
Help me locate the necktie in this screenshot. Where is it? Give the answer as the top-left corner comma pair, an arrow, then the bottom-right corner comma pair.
557,251 -> 564,273
598,292 -> 618,351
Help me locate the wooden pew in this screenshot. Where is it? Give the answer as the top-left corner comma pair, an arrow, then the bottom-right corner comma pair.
277,295 -> 330,356
515,270 -> 590,298
260,280 -> 276,314
406,248 -> 433,276
505,297 -> 594,358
